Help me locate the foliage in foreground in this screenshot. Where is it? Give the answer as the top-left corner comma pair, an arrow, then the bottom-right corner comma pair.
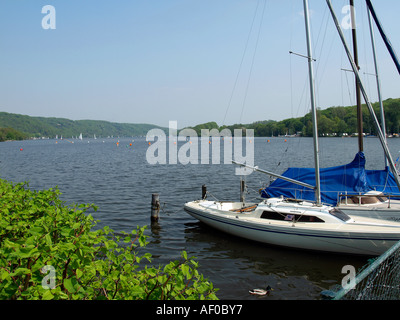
0,179 -> 218,300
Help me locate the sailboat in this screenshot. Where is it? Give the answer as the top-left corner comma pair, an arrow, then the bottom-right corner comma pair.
184,0 -> 400,256
261,0 -> 400,222
334,0 -> 400,220
261,151 -> 400,221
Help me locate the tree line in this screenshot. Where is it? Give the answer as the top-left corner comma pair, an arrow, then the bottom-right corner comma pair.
1,98 -> 399,140
0,112 -> 166,139
0,127 -> 28,142
218,98 -> 400,137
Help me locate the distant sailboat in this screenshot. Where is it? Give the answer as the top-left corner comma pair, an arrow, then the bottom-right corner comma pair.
79,133 -> 83,140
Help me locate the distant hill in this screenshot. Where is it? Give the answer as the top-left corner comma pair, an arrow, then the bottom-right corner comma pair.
184,121 -> 220,136
0,112 -> 167,139
1,97 -> 399,140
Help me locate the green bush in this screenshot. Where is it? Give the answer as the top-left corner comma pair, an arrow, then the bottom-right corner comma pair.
0,179 -> 218,300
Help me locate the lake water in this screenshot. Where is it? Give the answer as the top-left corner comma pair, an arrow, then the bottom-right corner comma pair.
1,136 -> 399,300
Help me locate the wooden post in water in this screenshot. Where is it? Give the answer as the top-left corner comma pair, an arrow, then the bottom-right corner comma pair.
151,193 -> 160,222
202,184 -> 207,200
240,178 -> 245,203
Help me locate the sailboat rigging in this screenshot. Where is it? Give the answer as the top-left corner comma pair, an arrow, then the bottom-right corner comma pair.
304,0 -> 321,206
261,0 -> 400,221
366,0 -> 400,75
367,3 -> 387,167
184,0 -> 400,256
349,0 -> 364,154
326,0 -> 400,190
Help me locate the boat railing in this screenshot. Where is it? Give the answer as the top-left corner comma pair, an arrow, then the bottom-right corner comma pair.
337,192 -> 398,208
264,187 -> 400,208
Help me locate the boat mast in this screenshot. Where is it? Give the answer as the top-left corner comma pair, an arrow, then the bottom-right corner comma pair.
326,0 -> 400,192
367,5 -> 387,167
349,0 -> 364,152
303,0 -> 321,206
366,0 -> 400,75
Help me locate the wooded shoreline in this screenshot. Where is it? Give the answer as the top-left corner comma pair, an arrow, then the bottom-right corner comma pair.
1,97 -> 399,141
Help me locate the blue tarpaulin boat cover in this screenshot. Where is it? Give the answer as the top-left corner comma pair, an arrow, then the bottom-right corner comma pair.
260,152 -> 400,206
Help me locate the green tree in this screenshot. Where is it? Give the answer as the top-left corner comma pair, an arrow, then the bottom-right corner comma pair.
0,127 -> 27,142
318,114 -> 336,135
336,119 -> 348,136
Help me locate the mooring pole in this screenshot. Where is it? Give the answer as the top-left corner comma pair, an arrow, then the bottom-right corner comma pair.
151,193 -> 160,222
202,184 -> 207,200
240,178 -> 245,203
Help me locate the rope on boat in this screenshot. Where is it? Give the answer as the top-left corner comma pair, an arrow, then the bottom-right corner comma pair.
155,199 -> 182,216
204,190 -> 220,202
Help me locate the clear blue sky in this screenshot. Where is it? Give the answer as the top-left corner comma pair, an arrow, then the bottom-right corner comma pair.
0,0 -> 399,128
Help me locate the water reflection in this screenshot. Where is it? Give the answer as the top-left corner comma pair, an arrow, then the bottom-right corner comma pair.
183,221 -> 368,299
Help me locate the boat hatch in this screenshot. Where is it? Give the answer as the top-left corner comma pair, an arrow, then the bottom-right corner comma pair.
329,208 -> 351,222
260,210 -> 325,223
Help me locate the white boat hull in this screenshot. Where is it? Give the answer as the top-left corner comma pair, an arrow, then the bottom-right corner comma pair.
184,200 -> 400,256
338,205 -> 400,222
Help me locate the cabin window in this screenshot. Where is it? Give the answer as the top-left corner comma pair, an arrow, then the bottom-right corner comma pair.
329,208 -> 351,222
260,211 -> 324,223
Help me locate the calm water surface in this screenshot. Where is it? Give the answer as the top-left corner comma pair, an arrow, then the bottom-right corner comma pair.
1,136 -> 399,300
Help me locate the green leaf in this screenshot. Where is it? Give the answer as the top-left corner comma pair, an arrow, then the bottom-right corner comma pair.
42,290 -> 54,300
182,251 -> 188,260
145,268 -> 157,277
61,228 -> 73,237
76,269 -> 83,279
63,278 -> 76,294
181,264 -> 190,278
45,233 -> 52,246
1,270 -> 10,280
18,247 -> 39,259
12,268 -> 32,276
72,222 -> 81,230
28,227 -> 43,236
